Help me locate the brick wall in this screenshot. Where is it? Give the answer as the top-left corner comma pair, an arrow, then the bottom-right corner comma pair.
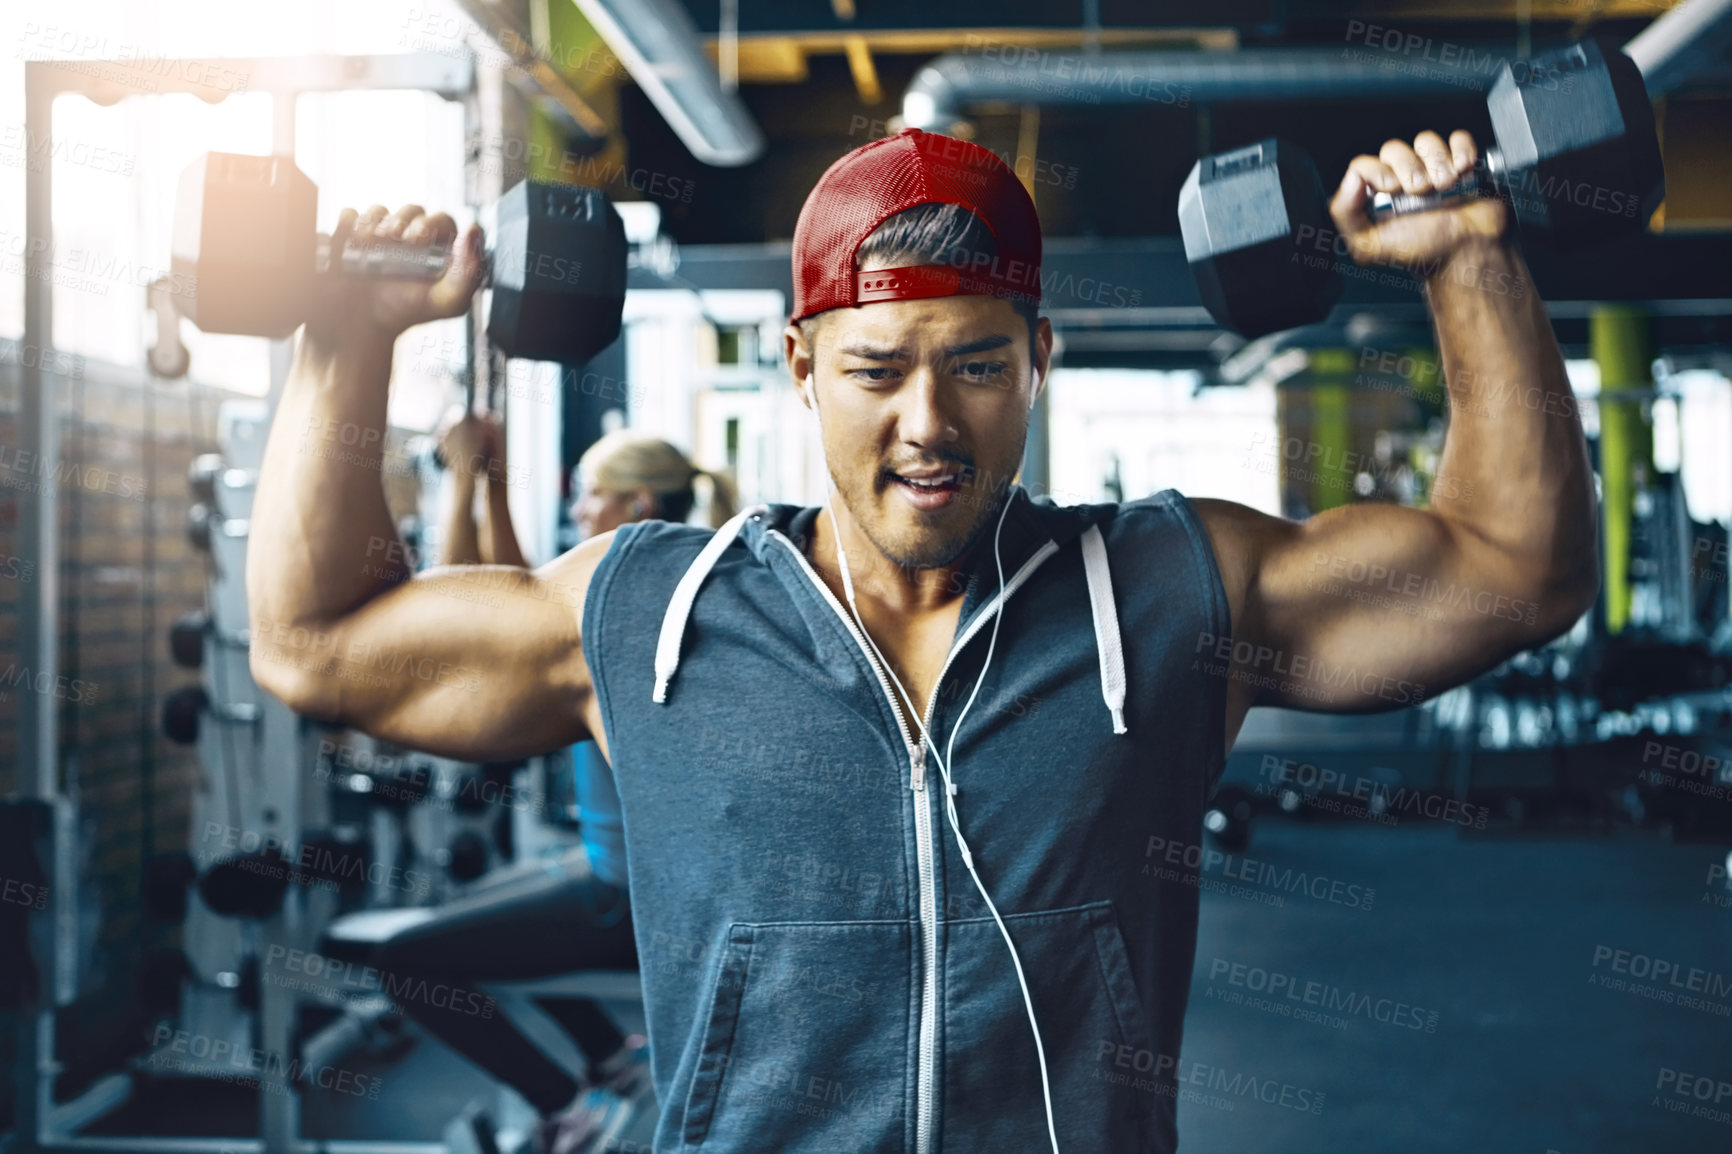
0,341 -> 438,1109
0,345 -> 226,1100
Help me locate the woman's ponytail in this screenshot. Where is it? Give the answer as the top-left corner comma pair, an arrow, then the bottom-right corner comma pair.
696,468 -> 740,528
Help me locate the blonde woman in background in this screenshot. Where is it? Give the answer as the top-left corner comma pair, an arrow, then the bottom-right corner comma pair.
568,427 -> 739,541
379,413 -> 735,1154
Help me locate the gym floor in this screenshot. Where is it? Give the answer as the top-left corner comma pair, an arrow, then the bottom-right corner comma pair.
1181,820 -> 1731,1154
79,819 -> 1728,1152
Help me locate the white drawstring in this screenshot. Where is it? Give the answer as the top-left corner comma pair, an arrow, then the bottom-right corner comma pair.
651,503 -> 768,703
1079,524 -> 1129,735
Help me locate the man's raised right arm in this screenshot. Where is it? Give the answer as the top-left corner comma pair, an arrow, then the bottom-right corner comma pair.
247,202 -> 611,763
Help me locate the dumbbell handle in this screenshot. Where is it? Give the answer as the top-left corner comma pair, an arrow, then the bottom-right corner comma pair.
1368,149 -> 1509,223
313,234 -> 493,285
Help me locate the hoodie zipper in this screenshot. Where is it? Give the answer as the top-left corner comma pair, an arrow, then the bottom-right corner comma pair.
767,527 -> 1061,1154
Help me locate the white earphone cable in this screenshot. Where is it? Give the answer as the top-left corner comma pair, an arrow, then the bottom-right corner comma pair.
822,478 -> 1061,1154
807,371 -> 1058,1150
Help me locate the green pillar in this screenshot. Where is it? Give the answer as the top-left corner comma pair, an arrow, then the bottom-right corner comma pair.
1404,345 -> 1444,508
531,0 -> 622,184
1307,348 -> 1355,513
1591,306 -> 1654,635
1404,345 -> 1445,415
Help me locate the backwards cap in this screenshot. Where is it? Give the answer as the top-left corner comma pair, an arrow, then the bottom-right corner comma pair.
790,128 -> 1042,322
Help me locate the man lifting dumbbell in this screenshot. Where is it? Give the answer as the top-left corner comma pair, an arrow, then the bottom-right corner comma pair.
1182,39 -> 1663,339
245,114 -> 1600,1153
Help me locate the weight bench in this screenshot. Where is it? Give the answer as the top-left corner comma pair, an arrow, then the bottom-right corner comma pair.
320,908 -> 649,1154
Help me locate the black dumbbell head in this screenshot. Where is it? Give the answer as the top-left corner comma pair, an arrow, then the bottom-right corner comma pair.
446,830 -> 490,882
1204,785 -> 1256,853
187,504 -> 213,552
1179,139 -> 1342,340
188,453 -> 224,504
488,182 -> 627,364
161,684 -> 208,745
142,851 -> 198,923
137,947 -> 193,1013
1487,39 -> 1664,244
173,153 -> 318,338
199,852 -> 291,919
169,611 -> 207,669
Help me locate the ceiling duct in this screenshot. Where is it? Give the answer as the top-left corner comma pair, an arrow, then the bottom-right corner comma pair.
902,46 -> 1509,130
1623,0 -> 1732,95
573,0 -> 765,165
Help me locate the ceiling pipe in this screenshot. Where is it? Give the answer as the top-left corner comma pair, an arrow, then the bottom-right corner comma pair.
901,46 -> 1509,130
1623,0 -> 1732,95
903,0 -> 1732,132
573,0 -> 765,165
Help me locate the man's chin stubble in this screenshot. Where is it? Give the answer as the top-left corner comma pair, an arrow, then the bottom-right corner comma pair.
871,489 -> 1007,573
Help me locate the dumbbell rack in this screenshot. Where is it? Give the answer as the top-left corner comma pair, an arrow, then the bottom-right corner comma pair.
24,399 -> 455,1154
173,405 -> 538,1154
164,400 -> 377,1152
174,403 -> 273,1085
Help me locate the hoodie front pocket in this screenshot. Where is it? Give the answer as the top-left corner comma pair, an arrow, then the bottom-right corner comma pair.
681,919 -> 914,1153
942,900 -> 1162,1152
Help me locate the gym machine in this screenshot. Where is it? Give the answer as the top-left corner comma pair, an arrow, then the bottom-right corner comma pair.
8,47 -> 631,1154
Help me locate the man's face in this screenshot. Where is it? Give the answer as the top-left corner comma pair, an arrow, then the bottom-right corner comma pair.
786,293 -> 1052,572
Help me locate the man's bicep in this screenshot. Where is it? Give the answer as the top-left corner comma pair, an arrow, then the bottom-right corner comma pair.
302,532 -> 616,762
1198,498 -> 1553,713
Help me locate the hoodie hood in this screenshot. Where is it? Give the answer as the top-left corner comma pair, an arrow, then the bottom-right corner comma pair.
653,486 -> 1128,734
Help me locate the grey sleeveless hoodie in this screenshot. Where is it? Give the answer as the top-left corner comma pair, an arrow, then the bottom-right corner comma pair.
583,485 -> 1230,1153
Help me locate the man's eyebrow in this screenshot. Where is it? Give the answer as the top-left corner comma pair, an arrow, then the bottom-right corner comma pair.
833,334 -> 1013,361
836,342 -> 908,361
943,334 -> 1012,357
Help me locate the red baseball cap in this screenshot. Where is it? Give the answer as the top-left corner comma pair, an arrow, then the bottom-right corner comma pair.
790,128 -> 1042,322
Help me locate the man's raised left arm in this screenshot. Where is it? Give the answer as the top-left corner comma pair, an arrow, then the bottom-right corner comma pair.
1196,128 -> 1601,716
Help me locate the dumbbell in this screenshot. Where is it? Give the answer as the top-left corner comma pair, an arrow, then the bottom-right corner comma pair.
172,152 -> 627,364
1180,38 -> 1663,339
161,685 -> 259,745
143,851 -> 198,923
188,453 -> 224,504
137,946 -> 194,1014
1367,39 -> 1663,242
1178,139 -> 1341,341
161,685 -> 208,744
169,610 -> 206,668
168,610 -> 249,670
445,830 -> 491,883
199,851 -> 291,919
186,504 -> 214,553
1203,786 -> 1256,853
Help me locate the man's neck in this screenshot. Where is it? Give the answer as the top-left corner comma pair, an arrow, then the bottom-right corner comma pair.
806,499 -> 971,619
